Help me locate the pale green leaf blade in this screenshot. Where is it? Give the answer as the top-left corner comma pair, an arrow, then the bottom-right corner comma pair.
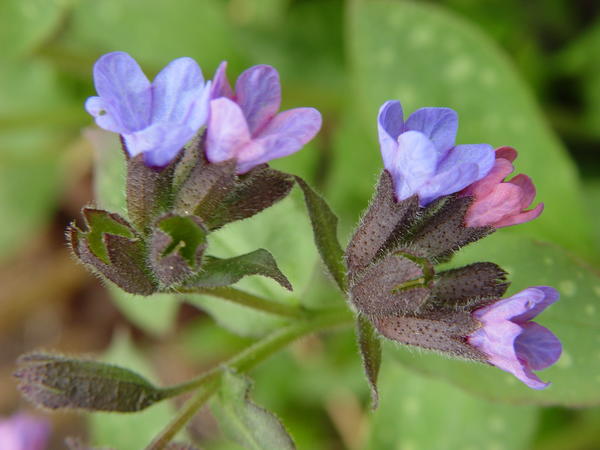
367,363 -> 538,450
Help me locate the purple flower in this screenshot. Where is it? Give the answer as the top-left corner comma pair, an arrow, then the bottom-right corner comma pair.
377,100 -> 495,206
0,413 -> 50,450
85,52 -> 211,168
468,286 -> 562,389
206,62 -> 322,174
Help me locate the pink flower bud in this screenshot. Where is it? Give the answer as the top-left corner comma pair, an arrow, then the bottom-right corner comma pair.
461,147 -> 543,228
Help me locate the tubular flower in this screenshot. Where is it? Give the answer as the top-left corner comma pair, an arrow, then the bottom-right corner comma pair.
206,62 -> 322,174
461,147 -> 544,228
85,52 -> 211,168
377,100 -> 495,206
468,286 -> 562,389
0,413 -> 50,450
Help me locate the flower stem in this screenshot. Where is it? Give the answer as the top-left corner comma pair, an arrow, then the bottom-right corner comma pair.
148,306 -> 354,449
175,286 -> 308,319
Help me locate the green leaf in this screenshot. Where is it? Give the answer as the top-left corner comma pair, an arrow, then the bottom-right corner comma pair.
108,286 -> 178,337
187,193 -> 318,337
82,208 -> 134,264
367,363 -> 538,450
87,332 -> 179,449
347,0 -> 596,259
15,352 -> 166,412
389,233 -> 600,406
61,0 -> 242,71
295,176 -> 347,292
356,314 -> 382,409
0,0 -> 70,59
184,249 -> 292,291
212,371 -> 296,450
0,60 -> 72,263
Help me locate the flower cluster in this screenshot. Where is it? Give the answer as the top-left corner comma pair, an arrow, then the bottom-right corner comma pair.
348,100 -> 560,389
79,52 -> 560,391
72,53 -> 321,296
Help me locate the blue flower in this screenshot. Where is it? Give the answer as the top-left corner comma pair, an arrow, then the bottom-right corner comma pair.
377,100 -> 495,206
468,286 -> 562,389
85,52 -> 211,168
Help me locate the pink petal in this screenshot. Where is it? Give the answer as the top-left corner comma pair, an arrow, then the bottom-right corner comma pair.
238,107 -> 321,173
463,157 -> 515,198
495,146 -> 517,162
210,61 -> 234,100
206,98 -> 251,164
235,65 -> 281,135
464,183 -> 523,227
493,203 -> 544,228
507,174 -> 536,209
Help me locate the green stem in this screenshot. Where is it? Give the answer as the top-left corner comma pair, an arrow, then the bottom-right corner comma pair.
175,286 -> 308,319
148,306 -> 354,450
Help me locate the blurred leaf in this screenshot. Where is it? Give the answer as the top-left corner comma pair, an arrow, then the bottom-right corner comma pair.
559,17 -> 600,138
60,0 -> 242,72
347,0 -> 596,259
211,371 -> 296,450
0,60 -> 72,262
389,233 -> 600,406
86,128 -> 127,216
367,363 -> 538,450
295,177 -> 346,292
233,0 -> 345,110
88,332 -> 178,449
108,286 -> 177,337
0,0 -> 70,59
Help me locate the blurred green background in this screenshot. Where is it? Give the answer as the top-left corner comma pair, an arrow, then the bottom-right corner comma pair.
1,0 -> 599,448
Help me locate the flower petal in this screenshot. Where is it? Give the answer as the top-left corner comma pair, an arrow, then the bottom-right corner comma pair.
395,130 -> 438,181
405,107 -> 458,152
210,61 -> 234,100
512,286 -> 559,323
462,157 -> 515,199
235,65 -> 281,134
151,57 -> 207,129
206,98 -> 251,164
469,321 -> 550,390
493,203 -> 544,228
438,143 -> 495,179
463,182 -> 523,227
85,96 -> 124,133
92,51 -> 152,132
418,163 -> 478,205
240,107 -> 322,173
507,174 -> 536,209
377,100 -> 404,169
124,122 -> 194,167
495,146 -> 517,162
515,322 -> 562,371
